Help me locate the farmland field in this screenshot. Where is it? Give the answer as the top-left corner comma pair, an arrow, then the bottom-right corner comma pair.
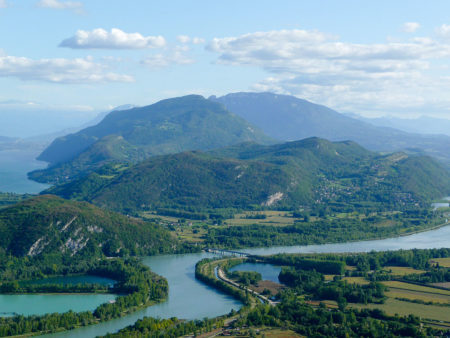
383,266 -> 426,276
381,281 -> 450,296
350,298 -> 450,323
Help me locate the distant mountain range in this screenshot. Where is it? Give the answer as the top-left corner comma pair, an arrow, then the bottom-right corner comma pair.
30,92 -> 450,186
30,95 -> 271,184
346,114 -> 450,136
210,92 -> 450,167
45,138 -> 450,213
0,195 -> 180,257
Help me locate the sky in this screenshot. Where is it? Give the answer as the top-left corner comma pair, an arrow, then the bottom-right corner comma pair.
1,0 -> 450,133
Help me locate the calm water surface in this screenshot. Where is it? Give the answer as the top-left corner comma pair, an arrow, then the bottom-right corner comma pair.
0,149 -> 49,193
229,263 -> 281,283
0,294 -> 116,317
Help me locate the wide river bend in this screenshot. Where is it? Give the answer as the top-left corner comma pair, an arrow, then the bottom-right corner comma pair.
33,224 -> 450,337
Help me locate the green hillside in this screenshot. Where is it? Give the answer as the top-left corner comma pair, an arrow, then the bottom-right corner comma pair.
30,95 -> 272,184
0,195 -> 183,257
46,138 -> 450,213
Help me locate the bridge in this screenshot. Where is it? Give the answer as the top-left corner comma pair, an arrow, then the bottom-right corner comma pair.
205,247 -> 250,257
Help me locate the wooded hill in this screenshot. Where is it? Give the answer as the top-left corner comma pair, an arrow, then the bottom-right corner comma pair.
0,195 -> 185,258
45,137 -> 450,213
29,95 -> 272,184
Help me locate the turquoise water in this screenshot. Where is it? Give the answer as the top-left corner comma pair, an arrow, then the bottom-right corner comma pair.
0,294 -> 116,317
229,263 -> 281,283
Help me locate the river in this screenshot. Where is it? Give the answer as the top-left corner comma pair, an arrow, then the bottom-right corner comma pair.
35,224 -> 450,337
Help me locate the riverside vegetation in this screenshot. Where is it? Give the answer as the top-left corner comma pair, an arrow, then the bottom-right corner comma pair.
0,195 -> 198,336
108,248 -> 450,337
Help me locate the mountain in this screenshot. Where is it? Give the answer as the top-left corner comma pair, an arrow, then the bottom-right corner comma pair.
30,95 -> 272,184
0,136 -> 17,143
209,92 -> 450,167
347,114 -> 450,136
0,195 -> 181,257
45,138 -> 450,213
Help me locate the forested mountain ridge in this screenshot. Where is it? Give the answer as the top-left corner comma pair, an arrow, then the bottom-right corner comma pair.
210,92 -> 450,167
0,195 -> 183,257
45,138 -> 450,213
30,95 -> 272,184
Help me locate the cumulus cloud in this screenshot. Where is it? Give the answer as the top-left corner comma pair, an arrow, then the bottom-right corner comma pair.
402,22 -> 420,33
208,28 -> 450,116
60,28 -> 166,49
142,46 -> 195,69
37,0 -> 83,12
0,54 -> 134,83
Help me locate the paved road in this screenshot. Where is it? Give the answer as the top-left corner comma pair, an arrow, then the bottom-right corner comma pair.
216,267 -> 277,306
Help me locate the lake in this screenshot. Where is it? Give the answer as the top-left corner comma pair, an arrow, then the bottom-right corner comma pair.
0,149 -> 49,194
229,263 -> 281,283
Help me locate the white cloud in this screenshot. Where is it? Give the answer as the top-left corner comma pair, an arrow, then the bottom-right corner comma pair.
192,37 -> 205,44
208,28 -> 450,117
0,0 -> 7,8
402,22 -> 420,33
60,28 -> 166,49
177,35 -> 205,45
0,54 -> 134,83
142,46 -> 194,69
436,24 -> 450,39
37,0 -> 83,13
177,35 -> 191,44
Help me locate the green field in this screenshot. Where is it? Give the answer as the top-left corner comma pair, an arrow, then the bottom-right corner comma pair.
350,298 -> 450,323
383,266 -> 426,276
430,257 -> 450,268
381,281 -> 450,296
342,277 -> 370,285
226,211 -> 296,226
386,289 -> 450,304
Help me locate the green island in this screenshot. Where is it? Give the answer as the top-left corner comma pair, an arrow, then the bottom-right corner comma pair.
0,258 -> 168,336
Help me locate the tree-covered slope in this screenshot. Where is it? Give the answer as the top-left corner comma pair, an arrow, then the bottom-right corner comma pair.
46,138 -> 450,213
0,195 -> 183,257
30,95 -> 272,184
210,92 -> 450,167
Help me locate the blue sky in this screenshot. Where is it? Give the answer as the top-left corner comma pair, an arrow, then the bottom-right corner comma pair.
1,0 -> 450,128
